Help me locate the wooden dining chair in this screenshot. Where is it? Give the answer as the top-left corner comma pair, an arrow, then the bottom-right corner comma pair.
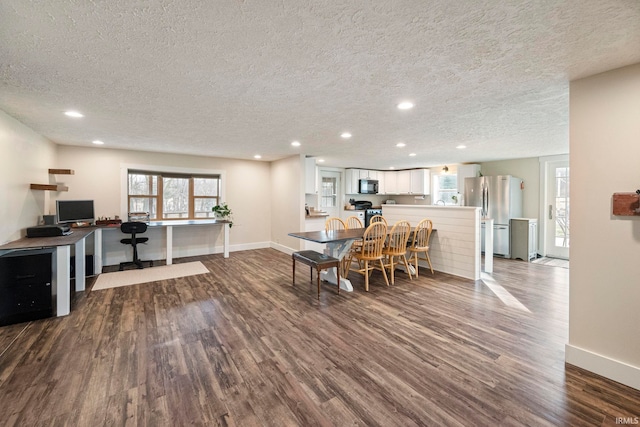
346,221 -> 389,291
345,216 -> 363,229
382,220 -> 413,284
407,218 -> 434,276
325,217 -> 346,232
344,215 -> 364,274
369,215 -> 387,226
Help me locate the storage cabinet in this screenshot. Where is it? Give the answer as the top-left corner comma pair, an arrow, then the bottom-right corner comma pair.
305,157 -> 318,194
511,218 -> 538,261
0,248 -> 54,326
345,169 -> 360,194
410,169 -> 430,195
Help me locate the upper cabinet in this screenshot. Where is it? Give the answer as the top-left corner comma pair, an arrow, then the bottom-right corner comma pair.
345,168 -> 430,195
304,157 -> 318,194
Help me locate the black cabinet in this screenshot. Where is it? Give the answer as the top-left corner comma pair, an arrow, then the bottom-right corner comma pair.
0,248 -> 54,326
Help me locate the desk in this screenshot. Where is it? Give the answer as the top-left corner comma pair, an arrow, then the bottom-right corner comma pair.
94,219 -> 231,272
0,228 -> 95,317
289,229 -> 365,292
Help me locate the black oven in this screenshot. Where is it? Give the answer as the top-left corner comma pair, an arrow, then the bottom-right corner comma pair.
364,209 -> 382,227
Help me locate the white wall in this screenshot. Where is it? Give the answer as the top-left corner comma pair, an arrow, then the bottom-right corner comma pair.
479,157 -> 540,219
0,110 -> 57,244
56,145 -> 272,264
567,62 -> 640,390
270,154 -> 304,253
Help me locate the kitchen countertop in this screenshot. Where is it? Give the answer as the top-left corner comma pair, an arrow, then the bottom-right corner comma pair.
306,213 -> 329,219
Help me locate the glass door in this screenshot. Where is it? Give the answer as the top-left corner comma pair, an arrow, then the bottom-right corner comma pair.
545,160 -> 570,259
319,170 -> 341,219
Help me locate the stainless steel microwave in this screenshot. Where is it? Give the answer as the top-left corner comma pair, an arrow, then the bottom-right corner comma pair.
359,179 -> 379,194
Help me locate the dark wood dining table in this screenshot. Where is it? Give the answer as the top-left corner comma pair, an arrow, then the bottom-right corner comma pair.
288,228 -> 365,292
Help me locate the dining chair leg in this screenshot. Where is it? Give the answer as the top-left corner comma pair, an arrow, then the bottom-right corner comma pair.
364,260 -> 369,292
401,255 -> 412,280
316,268 -> 321,300
412,253 -> 419,278
388,255 -> 395,285
379,259 -> 390,286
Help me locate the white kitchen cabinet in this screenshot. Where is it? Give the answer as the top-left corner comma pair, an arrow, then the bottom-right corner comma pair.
383,171 -> 397,194
511,218 -> 538,261
410,169 -> 430,195
345,168 -> 361,194
397,170 -> 412,194
359,169 -> 377,180
305,157 -> 318,194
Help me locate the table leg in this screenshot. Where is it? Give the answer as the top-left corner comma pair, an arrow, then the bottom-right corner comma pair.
94,228 -> 103,274
53,245 -> 71,316
75,238 -> 86,291
223,223 -> 230,258
320,239 -> 355,292
166,225 -> 173,265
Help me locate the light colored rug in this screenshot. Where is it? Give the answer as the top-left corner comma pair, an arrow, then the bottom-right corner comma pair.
92,261 -> 209,291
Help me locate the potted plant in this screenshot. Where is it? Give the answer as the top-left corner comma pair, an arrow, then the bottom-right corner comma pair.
212,203 -> 233,227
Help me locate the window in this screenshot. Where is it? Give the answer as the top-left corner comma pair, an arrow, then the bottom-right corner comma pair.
433,174 -> 458,205
127,170 -> 220,220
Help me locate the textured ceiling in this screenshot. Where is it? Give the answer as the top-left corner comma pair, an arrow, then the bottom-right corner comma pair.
1,1 -> 639,169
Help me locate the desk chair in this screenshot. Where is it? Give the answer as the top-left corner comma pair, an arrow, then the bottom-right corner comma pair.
119,221 -> 153,271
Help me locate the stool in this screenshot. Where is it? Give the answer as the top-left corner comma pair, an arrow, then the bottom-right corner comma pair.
292,250 -> 341,299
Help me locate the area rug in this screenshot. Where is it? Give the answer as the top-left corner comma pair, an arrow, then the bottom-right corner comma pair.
92,261 -> 209,291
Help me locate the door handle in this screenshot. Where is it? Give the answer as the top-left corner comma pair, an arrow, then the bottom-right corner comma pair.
549,205 -> 553,220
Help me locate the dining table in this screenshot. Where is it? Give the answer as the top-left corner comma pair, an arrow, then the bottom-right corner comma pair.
288,228 -> 365,292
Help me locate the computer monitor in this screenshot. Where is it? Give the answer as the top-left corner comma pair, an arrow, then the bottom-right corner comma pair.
56,200 -> 95,224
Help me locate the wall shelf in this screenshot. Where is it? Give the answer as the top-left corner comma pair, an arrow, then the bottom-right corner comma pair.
48,169 -> 74,175
612,192 -> 640,216
30,169 -> 74,192
30,184 -> 69,192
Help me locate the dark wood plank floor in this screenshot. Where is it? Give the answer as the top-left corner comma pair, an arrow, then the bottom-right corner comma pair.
1,249 -> 639,426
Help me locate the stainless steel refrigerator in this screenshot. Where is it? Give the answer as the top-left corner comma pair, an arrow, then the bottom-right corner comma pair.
464,175 -> 523,257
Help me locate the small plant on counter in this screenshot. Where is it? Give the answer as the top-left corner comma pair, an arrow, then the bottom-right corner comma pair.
212,203 -> 233,227
451,194 -> 458,205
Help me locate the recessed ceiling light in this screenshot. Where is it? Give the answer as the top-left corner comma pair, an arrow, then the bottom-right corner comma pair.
456,144 -> 467,149
396,142 -> 406,148
317,159 -> 325,163
341,132 -> 352,139
389,166 -> 395,170
291,141 -> 301,147
397,101 -> 414,110
409,153 -> 417,157
254,154 -> 262,159
64,111 -> 84,118
92,140 -> 104,145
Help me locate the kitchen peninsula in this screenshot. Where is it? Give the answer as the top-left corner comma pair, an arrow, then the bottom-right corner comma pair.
382,204 -> 486,280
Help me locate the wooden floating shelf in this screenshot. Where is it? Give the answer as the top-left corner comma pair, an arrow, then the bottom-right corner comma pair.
612,192 -> 640,216
48,168 -> 74,175
30,184 -> 69,192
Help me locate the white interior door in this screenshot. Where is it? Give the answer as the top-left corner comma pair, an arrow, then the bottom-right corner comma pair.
319,170 -> 341,219
545,160 -> 570,259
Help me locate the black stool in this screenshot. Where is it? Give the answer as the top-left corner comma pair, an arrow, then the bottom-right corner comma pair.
119,221 -> 153,271
292,250 -> 340,299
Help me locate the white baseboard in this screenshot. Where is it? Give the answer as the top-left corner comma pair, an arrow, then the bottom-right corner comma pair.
565,344 -> 640,391
270,241 -> 296,255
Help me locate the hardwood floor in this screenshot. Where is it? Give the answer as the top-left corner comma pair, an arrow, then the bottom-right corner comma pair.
1,249 -> 638,426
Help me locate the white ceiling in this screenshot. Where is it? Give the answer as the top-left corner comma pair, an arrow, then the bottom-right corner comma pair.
1,1 -> 639,170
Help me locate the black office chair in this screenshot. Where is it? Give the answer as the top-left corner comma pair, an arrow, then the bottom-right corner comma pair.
119,221 -> 153,271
